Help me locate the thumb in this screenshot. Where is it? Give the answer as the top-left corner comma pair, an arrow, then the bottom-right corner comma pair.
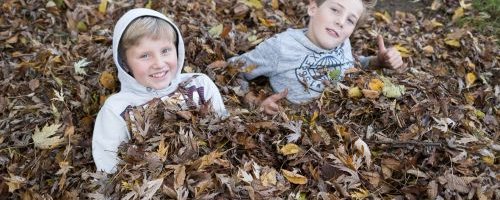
377,35 -> 387,52
268,88 -> 289,102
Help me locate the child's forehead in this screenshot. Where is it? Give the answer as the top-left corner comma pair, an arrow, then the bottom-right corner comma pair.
320,0 -> 363,6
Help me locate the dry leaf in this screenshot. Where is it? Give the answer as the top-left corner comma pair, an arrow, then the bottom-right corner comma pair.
465,72 -> 477,88
209,24 -> 223,38
174,165 -> 186,190
348,86 -> 362,98
281,169 -> 308,185
445,38 -> 461,47
4,174 -> 26,193
452,7 -> 464,22
427,180 -> 438,199
362,89 -> 380,99
98,0 -> 107,14
394,44 -> 411,58
368,79 -> 384,92
374,11 -> 391,24
241,0 -> 263,9
260,169 -> 277,187
32,123 -> 64,149
354,138 -> 372,168
99,71 -> 116,90
280,143 -> 302,155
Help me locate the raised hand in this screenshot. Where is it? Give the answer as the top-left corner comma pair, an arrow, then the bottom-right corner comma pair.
260,88 -> 288,115
376,35 -> 405,71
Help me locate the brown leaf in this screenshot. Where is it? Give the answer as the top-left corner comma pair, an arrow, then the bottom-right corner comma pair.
99,71 -> 116,90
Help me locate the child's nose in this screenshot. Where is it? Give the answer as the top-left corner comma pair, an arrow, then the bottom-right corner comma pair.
335,15 -> 347,28
152,55 -> 163,68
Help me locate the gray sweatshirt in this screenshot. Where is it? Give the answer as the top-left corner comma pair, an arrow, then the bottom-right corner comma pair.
231,28 -> 368,104
92,8 -> 226,173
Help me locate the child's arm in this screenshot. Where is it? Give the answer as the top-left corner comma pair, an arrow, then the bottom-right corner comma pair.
364,35 -> 405,71
260,88 -> 288,115
229,36 -> 281,91
92,107 -> 129,173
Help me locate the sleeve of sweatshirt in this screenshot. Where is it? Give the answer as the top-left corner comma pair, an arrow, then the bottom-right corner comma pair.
229,35 -> 280,84
92,105 -> 129,173
198,75 -> 228,117
358,56 -> 371,69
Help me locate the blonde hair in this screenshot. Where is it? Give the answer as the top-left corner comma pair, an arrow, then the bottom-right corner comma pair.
119,16 -> 177,68
313,0 -> 377,26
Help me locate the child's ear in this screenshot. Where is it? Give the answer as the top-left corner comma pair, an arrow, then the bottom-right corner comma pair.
307,0 -> 318,16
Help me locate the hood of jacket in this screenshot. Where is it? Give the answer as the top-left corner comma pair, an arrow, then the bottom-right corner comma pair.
112,8 -> 185,95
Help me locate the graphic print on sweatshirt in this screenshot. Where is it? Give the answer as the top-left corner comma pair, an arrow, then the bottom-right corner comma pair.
295,45 -> 353,92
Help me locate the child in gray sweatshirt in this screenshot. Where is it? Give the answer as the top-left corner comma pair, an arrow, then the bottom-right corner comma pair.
230,0 -> 404,115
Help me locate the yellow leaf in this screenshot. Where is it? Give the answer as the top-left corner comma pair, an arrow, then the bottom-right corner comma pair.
465,72 -> 477,88
208,24 -> 223,38
452,7 -> 464,22
368,79 -> 384,92
76,21 -> 87,32
394,44 -> 411,58
351,188 -> 370,199
121,181 -> 133,190
474,109 -> 485,119
280,143 -> 302,155
258,17 -> 275,27
271,0 -> 279,10
431,19 -> 444,28
98,0 -> 108,14
374,11 -> 391,24
281,169 -> 308,185
145,0 -> 152,9
348,86 -> 362,98
482,156 -> 494,165
310,111 -> 319,127
32,123 -> 64,149
99,71 -> 116,90
445,38 -> 461,47
242,0 -> 263,9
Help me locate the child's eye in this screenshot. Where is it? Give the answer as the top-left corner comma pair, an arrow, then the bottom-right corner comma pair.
330,8 -> 338,13
140,54 -> 149,59
161,48 -> 170,55
347,19 -> 355,25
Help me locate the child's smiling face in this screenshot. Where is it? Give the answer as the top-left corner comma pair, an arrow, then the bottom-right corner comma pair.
125,36 -> 177,90
306,0 -> 364,50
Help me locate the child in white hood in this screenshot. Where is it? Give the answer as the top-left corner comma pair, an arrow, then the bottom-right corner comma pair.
92,8 -> 227,173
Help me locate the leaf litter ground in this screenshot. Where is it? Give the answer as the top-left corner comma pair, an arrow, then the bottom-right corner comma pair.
0,0 -> 498,199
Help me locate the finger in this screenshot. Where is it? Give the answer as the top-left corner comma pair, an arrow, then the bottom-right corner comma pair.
264,104 -> 279,115
268,88 -> 289,102
389,57 -> 403,68
377,35 -> 387,52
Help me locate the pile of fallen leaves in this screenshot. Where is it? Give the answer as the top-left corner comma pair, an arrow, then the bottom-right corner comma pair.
0,0 -> 498,199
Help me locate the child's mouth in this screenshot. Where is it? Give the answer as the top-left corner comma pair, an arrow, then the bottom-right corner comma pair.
150,71 -> 168,78
326,28 -> 339,37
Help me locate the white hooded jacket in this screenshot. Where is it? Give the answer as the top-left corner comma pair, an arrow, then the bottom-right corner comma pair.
92,8 -> 226,173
